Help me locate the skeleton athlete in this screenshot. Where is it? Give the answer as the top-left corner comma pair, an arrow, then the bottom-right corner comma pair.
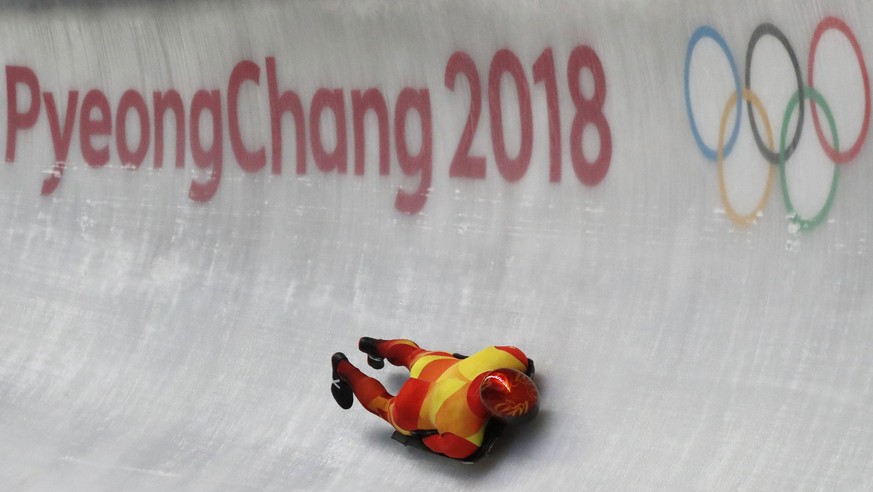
331,337 -> 539,461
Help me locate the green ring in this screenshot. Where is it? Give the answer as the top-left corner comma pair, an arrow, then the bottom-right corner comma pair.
779,86 -> 840,231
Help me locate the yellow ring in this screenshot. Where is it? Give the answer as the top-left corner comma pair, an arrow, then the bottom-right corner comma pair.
717,88 -> 777,227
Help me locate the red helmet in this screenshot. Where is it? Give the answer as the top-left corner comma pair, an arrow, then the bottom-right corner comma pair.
479,368 -> 539,424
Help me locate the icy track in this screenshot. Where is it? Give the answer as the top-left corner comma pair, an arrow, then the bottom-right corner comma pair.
1,0 -> 873,490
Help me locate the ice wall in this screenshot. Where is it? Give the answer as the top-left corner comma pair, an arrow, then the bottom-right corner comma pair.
1,1 -> 872,490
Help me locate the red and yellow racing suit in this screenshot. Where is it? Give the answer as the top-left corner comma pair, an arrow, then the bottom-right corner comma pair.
336,339 -> 531,459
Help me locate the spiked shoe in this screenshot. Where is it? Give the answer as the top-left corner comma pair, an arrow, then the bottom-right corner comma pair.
358,337 -> 385,369
331,352 -> 354,409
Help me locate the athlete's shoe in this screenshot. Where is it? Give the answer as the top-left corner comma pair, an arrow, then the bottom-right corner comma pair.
331,352 -> 354,409
358,337 -> 385,369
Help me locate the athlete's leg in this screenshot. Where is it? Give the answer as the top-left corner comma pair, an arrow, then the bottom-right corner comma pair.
359,338 -> 452,371
376,339 -> 426,369
335,357 -> 393,421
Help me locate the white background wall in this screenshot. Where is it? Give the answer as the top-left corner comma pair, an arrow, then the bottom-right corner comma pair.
1,1 -> 871,490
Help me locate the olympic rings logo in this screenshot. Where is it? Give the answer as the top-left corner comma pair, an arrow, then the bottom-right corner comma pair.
684,17 -> 871,231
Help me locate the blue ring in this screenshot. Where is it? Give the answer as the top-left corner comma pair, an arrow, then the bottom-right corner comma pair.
684,26 -> 742,161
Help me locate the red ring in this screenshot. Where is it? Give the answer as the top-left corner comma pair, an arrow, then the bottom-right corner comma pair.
808,17 -> 870,164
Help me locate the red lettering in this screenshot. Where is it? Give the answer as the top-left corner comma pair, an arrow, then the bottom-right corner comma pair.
189,90 -> 222,202
153,90 -> 185,169
80,89 -> 111,167
266,57 -> 305,175
352,89 -> 389,176
116,90 -> 150,168
6,66 -> 40,162
41,91 -> 79,195
310,88 -> 347,173
533,48 -> 561,182
568,45 -> 611,186
394,88 -> 432,214
445,52 -> 486,180
488,49 -> 532,182
228,59 -> 265,173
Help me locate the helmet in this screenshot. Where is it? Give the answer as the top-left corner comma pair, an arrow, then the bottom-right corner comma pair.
479,368 -> 539,425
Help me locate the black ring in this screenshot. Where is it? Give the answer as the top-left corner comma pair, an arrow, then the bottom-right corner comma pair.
745,23 -> 804,164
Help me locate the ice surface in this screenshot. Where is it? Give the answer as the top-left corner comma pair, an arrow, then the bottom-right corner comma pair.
1,0 -> 872,490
